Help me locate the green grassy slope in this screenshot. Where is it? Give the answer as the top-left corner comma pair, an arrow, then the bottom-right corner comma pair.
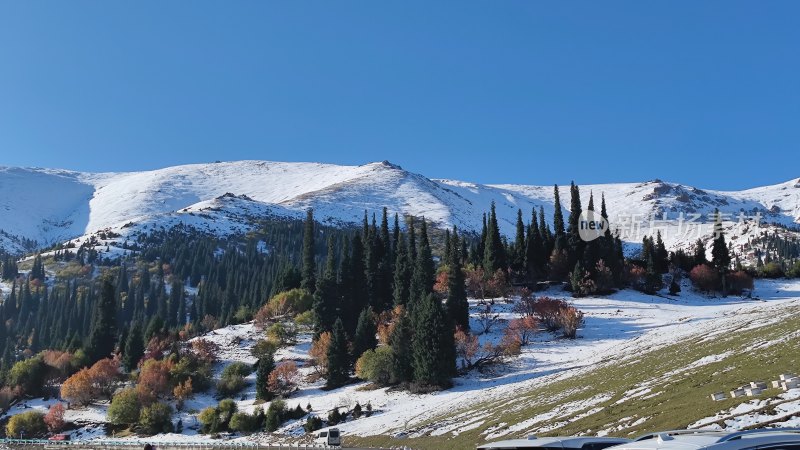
349,302 -> 800,450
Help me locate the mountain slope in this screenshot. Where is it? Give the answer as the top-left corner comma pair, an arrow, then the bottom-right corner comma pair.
0,160 -> 798,254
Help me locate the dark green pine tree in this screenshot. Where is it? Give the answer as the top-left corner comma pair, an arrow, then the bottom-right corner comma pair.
301,209 -> 316,293
392,233 -> 412,307
30,254 -> 45,281
642,236 -> 654,264
407,216 -> 417,262
122,322 -> 144,372
552,185 -> 566,249
312,237 -> 339,337
483,202 -> 507,275
711,211 -> 731,273
654,231 -> 669,273
644,254 -> 663,294
694,238 -> 707,266
443,229 -> 452,266
352,307 -> 377,362
711,211 -> 731,294
570,261 -> 585,296
389,310 -> 413,384
445,228 -> 469,331
526,209 -> 545,280
346,235 -> 368,335
539,206 -> 553,255
256,353 -> 275,401
326,317 -> 350,388
87,278 -> 117,362
409,219 -> 435,307
392,213 -> 401,259
566,181 -> 585,269
411,294 -> 454,388
582,192 -> 601,275
511,209 -> 526,276
475,214 -> 487,268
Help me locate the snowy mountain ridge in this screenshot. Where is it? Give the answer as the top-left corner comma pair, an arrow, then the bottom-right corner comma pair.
0,160 -> 798,254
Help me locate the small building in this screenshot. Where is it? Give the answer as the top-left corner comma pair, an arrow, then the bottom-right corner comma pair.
730,388 -> 746,398
744,387 -> 764,397
779,373 -> 797,381
711,392 -> 727,401
782,379 -> 800,391
750,381 -> 768,390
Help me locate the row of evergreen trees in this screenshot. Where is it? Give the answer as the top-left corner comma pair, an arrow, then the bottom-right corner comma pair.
306,209 -> 459,389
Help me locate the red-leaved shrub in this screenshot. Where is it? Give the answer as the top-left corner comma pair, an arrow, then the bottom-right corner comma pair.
690,264 -> 719,293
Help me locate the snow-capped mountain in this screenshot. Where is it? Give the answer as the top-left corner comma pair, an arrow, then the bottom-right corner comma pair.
0,160 -> 798,254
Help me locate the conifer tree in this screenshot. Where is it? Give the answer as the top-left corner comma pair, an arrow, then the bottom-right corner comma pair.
694,238 -> 707,266
352,307 -> 377,361
654,231 -> 669,273
301,209 -> 316,292
392,213 -> 401,259
443,229 -> 452,266
411,294 -> 453,388
409,219 -> 434,306
644,254 -> 663,294
476,214 -> 487,268
312,237 -> 339,337
326,317 -> 350,388
711,212 -> 731,273
566,182 -> 585,268
526,209 -> 545,280
445,228 -> 469,331
392,234 -> 412,307
346,235 -> 368,334
122,322 -> 144,372
552,185 -> 566,246
87,278 -> 117,362
570,261 -> 585,296
483,202 -> 506,275
512,209 -> 526,275
256,353 -> 275,401
389,310 -> 413,384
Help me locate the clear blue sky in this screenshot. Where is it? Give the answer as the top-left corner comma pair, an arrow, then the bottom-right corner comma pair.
1,2 -> 798,190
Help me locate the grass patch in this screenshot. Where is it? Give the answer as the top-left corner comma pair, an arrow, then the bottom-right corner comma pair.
349,304 -> 800,450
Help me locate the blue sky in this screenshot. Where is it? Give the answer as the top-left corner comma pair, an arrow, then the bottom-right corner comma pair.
0,2 -> 798,189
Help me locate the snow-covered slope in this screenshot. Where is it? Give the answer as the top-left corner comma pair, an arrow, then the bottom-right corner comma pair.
0,161 -> 798,254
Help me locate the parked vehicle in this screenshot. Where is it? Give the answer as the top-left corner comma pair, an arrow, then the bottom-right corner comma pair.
614,428 -> 800,450
48,434 -> 71,441
477,435 -> 631,450
314,427 -> 341,447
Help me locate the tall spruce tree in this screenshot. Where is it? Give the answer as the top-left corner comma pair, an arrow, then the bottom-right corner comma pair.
326,317 -> 350,388
526,209 -> 545,279
122,322 -> 144,372
512,209 -> 526,275
352,307 -> 377,362
711,211 -> 731,273
87,278 -> 117,362
312,237 -> 339,337
411,294 -> 454,388
694,238 -> 707,265
445,228 -> 469,331
483,202 -> 506,275
301,209 -> 316,292
552,185 -> 566,249
392,233 -> 412,307
256,353 -> 275,401
566,182 -> 585,269
389,310 -> 413,384
409,219 -> 435,307
654,231 -> 669,273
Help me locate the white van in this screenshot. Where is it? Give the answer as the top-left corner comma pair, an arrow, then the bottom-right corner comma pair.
314,428 -> 341,447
